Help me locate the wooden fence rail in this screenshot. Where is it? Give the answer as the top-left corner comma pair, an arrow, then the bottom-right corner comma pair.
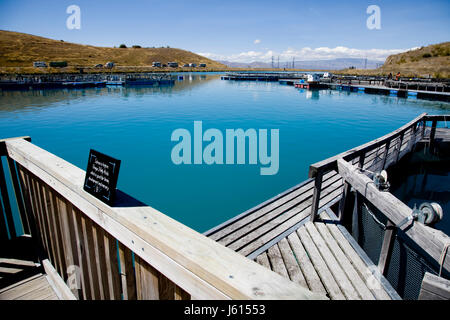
307,113 -> 447,222
0,137 -> 325,300
336,158 -> 450,275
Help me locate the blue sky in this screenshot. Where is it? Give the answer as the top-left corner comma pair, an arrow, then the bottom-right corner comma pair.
0,0 -> 449,62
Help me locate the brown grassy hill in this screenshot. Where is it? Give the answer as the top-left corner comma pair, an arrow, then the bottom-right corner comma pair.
0,30 -> 226,72
339,42 -> 450,78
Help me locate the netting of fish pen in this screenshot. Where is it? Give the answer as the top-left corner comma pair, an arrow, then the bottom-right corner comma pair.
349,197 -> 448,300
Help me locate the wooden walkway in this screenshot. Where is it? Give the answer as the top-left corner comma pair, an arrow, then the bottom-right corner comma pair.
205,187 -> 398,300
0,273 -> 59,300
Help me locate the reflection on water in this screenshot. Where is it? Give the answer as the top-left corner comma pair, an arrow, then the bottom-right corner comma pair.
0,72 -> 449,232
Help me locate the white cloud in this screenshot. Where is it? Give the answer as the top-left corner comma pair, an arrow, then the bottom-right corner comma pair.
198,46 -> 414,63
254,39 -> 261,44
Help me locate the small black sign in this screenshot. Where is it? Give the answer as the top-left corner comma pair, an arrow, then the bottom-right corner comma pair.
83,149 -> 121,206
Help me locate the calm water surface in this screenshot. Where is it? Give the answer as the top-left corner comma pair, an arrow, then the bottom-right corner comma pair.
1,73 -> 449,232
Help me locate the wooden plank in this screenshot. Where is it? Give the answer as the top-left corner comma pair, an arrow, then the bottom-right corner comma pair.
42,259 -> 77,300
309,170 -> 323,222
266,245 -> 289,279
47,189 -> 68,280
378,221 -> 395,275
92,224 -> 110,299
277,238 -> 307,288
219,173 -> 341,246
56,197 -> 82,299
118,242 -> 137,300
16,164 -> 39,242
209,177 -> 316,241
320,210 -> 394,300
0,159 -> 16,238
28,174 -> 48,253
103,233 -> 121,300
0,275 -> 48,300
7,157 -> 30,234
231,178 -> 343,256
337,159 -> 450,273
6,138 -> 326,300
255,253 -> 271,269
175,285 -> 190,300
68,203 -> 91,300
37,180 -> 58,271
304,222 -> 360,300
158,273 -> 176,300
337,182 -> 350,222
419,272 -> 450,300
315,221 -> 376,300
0,187 -> 8,241
135,255 -> 159,300
287,232 -> 327,295
205,178 -> 314,238
297,227 -> 344,300
79,214 -> 102,299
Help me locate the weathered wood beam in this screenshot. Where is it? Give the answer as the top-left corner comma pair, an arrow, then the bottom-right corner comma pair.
378,221 -> 395,275
418,272 -> 450,300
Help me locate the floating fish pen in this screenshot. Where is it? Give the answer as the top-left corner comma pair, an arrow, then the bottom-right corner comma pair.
0,73 -> 177,90
0,113 -> 449,300
221,72 -> 307,82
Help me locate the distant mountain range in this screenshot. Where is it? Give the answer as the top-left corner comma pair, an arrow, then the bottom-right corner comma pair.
218,58 -> 384,70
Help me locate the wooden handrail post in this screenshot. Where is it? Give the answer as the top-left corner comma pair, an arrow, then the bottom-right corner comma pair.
381,140 -> 391,170
392,132 -> 404,165
378,221 -> 395,275
309,169 -> 323,223
7,157 -> 31,235
0,159 -> 16,238
337,181 -> 351,223
429,119 -> 438,152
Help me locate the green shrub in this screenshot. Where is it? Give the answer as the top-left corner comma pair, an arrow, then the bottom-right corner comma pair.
119,44 -> 127,48
132,45 -> 141,48
422,53 -> 432,58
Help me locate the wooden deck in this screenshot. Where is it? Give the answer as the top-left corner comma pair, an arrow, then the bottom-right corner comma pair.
206,114 -> 450,300
205,182 -> 398,300
0,273 -> 59,300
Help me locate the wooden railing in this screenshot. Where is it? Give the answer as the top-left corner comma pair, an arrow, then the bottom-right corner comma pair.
305,113 -> 449,277
307,113 -> 440,222
336,158 -> 450,276
0,137 -> 325,300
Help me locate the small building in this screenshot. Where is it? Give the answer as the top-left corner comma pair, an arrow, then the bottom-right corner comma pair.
152,62 -> 162,67
33,61 -> 47,68
168,62 -> 178,68
199,63 -> 207,68
49,61 -> 68,68
105,62 -> 115,69
183,64 -> 190,67
189,63 -> 197,68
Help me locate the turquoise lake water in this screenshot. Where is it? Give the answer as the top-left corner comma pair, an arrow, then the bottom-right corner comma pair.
1,73 -> 449,233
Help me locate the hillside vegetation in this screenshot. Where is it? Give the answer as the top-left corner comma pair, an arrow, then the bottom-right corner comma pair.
339,42 -> 450,78
0,30 -> 226,73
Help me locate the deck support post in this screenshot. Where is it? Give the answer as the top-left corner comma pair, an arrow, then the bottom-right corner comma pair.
7,157 -> 31,235
378,221 -> 395,275
394,132 -> 404,164
309,169 -> 323,223
337,182 -> 351,223
0,159 -> 16,238
429,119 -> 437,152
381,140 -> 391,170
